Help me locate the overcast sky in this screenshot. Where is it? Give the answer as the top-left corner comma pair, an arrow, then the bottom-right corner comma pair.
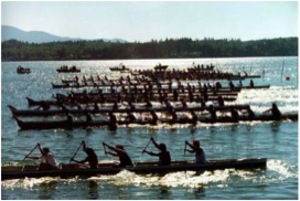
1,1 -> 298,42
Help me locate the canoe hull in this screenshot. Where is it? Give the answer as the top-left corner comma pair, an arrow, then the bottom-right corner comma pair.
2,158 -> 267,180
14,113 -> 298,130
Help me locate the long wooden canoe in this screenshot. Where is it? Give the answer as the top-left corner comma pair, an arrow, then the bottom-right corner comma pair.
8,104 -> 250,117
14,113 -> 298,130
26,96 -> 237,108
2,158 -> 267,180
51,82 -> 269,90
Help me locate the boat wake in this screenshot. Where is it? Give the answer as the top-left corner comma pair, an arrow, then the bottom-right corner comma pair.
266,159 -> 298,181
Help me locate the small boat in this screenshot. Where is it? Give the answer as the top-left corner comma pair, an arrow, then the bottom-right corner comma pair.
109,64 -> 130,72
154,64 -> 168,71
2,158 -> 267,180
16,66 -> 31,74
188,64 -> 214,72
56,65 -> 81,73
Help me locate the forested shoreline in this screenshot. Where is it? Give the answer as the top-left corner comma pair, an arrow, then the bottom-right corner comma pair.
1,37 -> 298,61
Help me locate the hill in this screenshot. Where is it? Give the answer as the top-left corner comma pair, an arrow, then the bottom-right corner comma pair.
1,25 -> 79,43
1,25 -> 126,43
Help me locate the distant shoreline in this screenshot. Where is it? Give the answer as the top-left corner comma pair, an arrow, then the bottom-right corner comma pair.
2,37 -> 297,61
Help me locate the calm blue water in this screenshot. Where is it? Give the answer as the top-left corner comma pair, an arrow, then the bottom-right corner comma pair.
1,57 -> 298,200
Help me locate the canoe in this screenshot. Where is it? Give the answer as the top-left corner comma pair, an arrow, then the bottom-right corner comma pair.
54,93 -> 238,103
51,82 -> 269,91
8,104 -> 250,117
14,113 -> 297,130
69,89 -> 239,97
154,65 -> 168,71
1,158 -> 267,180
56,66 -> 81,73
27,94 -> 236,107
198,113 -> 298,124
17,66 -> 31,74
109,66 -> 130,72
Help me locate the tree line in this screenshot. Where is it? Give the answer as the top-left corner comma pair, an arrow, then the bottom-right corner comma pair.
1,37 -> 298,61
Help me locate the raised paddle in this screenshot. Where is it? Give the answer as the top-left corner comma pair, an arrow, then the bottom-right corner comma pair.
103,142 -> 108,157
137,138 -> 152,163
22,144 -> 38,171
23,144 -> 38,161
142,138 -> 152,154
69,141 -> 83,164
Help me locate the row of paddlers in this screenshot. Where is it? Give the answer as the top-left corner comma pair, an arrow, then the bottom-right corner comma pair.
12,105 -> 298,131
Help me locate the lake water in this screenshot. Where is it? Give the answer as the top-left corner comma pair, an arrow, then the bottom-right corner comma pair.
1,57 -> 298,200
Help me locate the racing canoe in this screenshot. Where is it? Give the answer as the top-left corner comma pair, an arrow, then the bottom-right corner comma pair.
2,158 -> 267,180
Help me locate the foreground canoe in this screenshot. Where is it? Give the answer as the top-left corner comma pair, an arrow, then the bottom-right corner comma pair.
2,158 -> 267,180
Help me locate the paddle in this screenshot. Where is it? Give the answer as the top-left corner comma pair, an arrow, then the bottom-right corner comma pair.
23,144 -> 38,161
22,144 -> 38,171
69,141 -> 83,164
184,141 -> 187,156
103,142 -> 109,158
137,138 -> 152,164
142,138 -> 152,153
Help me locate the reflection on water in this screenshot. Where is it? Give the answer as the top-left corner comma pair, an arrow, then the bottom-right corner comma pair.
270,121 -> 281,133
86,180 -> 99,199
37,180 -> 58,200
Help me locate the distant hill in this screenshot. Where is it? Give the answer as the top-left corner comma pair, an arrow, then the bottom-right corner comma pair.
1,25 -> 126,43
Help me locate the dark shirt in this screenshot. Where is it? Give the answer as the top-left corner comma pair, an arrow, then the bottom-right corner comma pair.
118,151 -> 134,167
159,151 -> 171,166
82,147 -> 98,168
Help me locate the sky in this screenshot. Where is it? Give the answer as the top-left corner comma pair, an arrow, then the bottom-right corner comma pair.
1,1 -> 298,42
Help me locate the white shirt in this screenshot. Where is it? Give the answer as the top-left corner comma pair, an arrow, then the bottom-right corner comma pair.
41,152 -> 58,168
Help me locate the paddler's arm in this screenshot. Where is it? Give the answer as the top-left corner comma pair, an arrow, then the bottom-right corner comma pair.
37,143 -> 45,155
185,141 -> 194,149
71,158 -> 88,164
26,156 -> 40,160
102,142 -> 116,152
262,108 -> 271,114
142,150 -> 159,156
106,151 -> 118,157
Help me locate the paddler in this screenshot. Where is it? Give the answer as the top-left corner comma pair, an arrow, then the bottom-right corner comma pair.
263,103 -> 282,119
184,139 -> 207,164
102,142 -> 133,167
26,143 -> 59,170
143,137 -> 171,166
71,141 -> 98,169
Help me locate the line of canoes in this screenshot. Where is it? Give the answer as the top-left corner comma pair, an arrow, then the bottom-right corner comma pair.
52,80 -> 267,89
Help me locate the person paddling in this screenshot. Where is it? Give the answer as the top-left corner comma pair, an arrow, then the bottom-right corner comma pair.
108,112 -> 117,130
143,137 -> 171,166
184,139 -> 207,164
26,143 -> 59,170
102,142 -> 134,167
263,103 -> 282,119
71,141 -> 99,169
